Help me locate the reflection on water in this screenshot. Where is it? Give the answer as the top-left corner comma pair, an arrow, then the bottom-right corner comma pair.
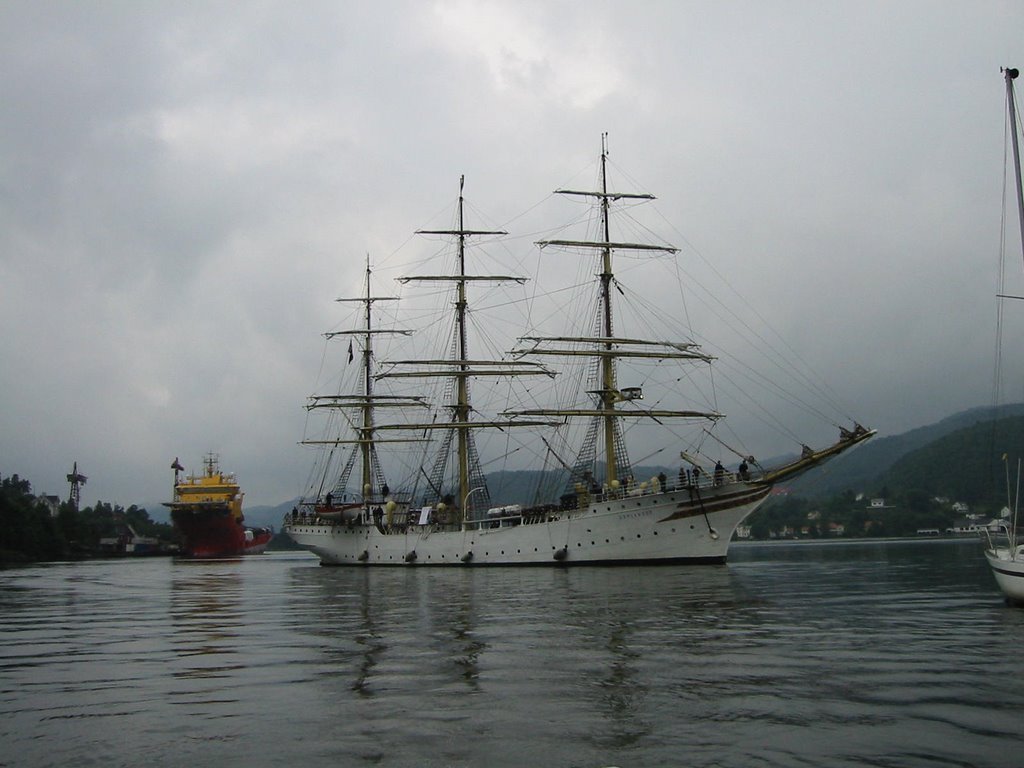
1,541 -> 1023,767
169,563 -> 244,679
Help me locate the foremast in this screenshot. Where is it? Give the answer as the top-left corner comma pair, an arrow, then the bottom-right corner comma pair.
514,135 -> 720,488
377,177 -> 554,524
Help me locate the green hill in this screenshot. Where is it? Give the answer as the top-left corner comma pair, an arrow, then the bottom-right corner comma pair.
877,413 -> 1024,509
784,403 -> 1024,498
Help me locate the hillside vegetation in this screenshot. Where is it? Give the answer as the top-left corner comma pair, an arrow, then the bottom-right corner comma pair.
744,410 -> 1024,539
879,414 -> 1024,506
785,403 -> 1024,497
1,474 -> 177,564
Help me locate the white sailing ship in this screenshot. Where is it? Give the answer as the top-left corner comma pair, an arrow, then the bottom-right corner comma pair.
984,67 -> 1024,603
284,139 -> 873,566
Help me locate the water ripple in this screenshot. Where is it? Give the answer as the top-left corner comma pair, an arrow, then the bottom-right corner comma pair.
0,541 -> 1021,767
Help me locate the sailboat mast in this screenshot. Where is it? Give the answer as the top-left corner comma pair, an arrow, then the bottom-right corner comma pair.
455,175 -> 471,522
598,136 -> 618,486
360,257 -> 374,499
1006,68 -> 1024,268
402,181 -> 534,522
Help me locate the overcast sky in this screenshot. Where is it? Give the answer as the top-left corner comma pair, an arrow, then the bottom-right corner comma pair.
3,1 -> 1024,511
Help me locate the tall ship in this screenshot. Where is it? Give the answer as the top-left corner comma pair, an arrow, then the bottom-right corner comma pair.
165,454 -> 272,558
284,139 -> 873,566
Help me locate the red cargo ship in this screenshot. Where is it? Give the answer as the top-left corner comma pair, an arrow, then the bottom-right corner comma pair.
164,454 -> 272,558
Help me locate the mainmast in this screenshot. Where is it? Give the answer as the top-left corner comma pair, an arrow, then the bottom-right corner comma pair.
1006,67 -> 1024,268
379,177 -> 555,522
598,140 -> 618,485
453,177 -> 478,518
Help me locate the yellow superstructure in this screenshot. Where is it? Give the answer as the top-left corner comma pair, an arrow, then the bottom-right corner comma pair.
172,454 -> 244,522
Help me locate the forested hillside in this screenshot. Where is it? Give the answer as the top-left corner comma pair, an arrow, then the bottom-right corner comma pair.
784,403 -> 1024,497
744,410 -> 1024,539
878,414 -> 1024,507
0,474 -> 177,563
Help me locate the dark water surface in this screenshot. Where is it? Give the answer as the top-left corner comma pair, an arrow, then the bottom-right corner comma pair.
1,539 -> 1021,767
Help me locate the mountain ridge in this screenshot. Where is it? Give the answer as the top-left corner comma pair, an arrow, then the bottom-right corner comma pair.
783,403 -> 1024,497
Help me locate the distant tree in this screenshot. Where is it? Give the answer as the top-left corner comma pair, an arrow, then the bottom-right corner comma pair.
0,474 -> 64,561
878,414 -> 1024,508
1,473 -> 178,562
746,496 -> 813,539
846,508 -> 867,537
749,518 -> 771,540
56,499 -> 86,553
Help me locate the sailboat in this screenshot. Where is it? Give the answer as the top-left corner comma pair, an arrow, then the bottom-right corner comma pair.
284,139 -> 874,566
984,67 -> 1024,603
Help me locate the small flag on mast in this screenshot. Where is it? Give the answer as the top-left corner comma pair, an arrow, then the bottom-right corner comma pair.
347,340 -> 354,363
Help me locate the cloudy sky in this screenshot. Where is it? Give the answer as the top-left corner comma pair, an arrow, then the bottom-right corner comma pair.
3,0 -> 1024,511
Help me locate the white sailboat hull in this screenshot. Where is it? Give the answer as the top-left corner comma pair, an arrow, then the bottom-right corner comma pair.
985,546 -> 1024,603
285,483 -> 770,566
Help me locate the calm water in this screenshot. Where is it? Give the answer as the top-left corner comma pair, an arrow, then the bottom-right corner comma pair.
1,539 -> 1021,768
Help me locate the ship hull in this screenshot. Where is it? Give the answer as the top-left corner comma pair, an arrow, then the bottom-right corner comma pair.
985,546 -> 1024,603
171,506 -> 272,558
285,483 -> 769,566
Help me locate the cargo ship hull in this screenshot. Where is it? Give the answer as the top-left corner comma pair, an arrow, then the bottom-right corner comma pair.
164,454 -> 270,558
170,504 -> 272,558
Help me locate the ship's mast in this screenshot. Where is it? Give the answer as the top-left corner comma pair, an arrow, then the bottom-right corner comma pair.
360,259 -> 378,497
598,137 -> 618,484
1006,67 -> 1024,268
526,135 -> 716,487
454,178 -> 472,516
414,177 -> 505,519
305,257 -> 418,503
382,177 -> 555,522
